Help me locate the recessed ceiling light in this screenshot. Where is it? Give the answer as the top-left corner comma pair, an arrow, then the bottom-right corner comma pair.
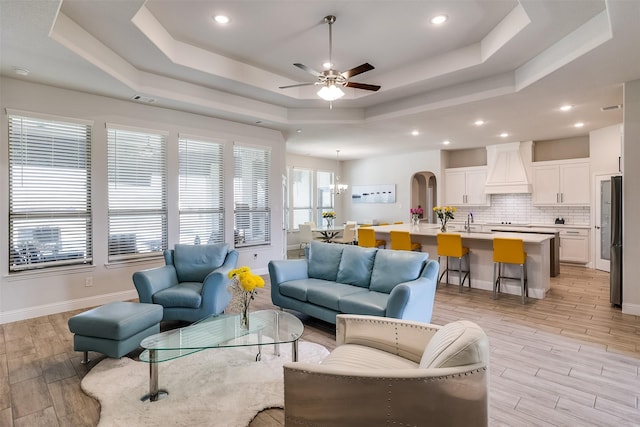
500,132 -> 509,138
213,15 -> 230,24
442,140 -> 451,145
14,67 -> 30,76
560,104 -> 573,112
411,130 -> 420,136
323,62 -> 332,69
474,120 -> 485,126
574,122 -> 585,128
430,15 -> 448,25
296,129 -> 302,133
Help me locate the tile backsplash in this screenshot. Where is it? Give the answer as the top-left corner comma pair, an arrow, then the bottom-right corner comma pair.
451,194 -> 590,225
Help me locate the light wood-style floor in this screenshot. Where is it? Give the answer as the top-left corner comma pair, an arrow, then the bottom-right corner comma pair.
1,262 -> 638,426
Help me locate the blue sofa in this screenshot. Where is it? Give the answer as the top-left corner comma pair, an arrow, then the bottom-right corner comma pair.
269,241 -> 439,324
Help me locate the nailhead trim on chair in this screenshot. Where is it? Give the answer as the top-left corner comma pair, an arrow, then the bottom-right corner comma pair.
287,366 -> 487,382
342,316 -> 439,356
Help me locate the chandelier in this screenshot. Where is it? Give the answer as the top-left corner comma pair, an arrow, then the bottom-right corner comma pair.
330,150 -> 348,195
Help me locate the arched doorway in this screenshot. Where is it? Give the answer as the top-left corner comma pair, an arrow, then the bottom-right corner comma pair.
411,172 -> 437,223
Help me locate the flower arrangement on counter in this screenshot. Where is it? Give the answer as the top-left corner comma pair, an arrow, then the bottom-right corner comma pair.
433,206 -> 457,232
410,207 -> 424,225
227,266 -> 265,329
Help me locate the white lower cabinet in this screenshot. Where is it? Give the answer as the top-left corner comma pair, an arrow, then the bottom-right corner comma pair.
559,228 -> 589,264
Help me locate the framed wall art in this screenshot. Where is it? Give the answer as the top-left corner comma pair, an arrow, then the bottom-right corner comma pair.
351,184 -> 396,204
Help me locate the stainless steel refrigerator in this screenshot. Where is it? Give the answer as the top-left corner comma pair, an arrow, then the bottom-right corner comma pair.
610,176 -> 623,306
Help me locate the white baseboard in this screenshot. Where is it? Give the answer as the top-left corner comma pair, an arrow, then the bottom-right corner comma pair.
622,302 -> 640,316
0,290 -> 139,325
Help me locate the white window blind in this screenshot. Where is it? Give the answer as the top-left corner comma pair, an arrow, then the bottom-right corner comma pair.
8,113 -> 92,271
107,127 -> 167,260
233,144 -> 271,247
292,168 -> 312,229
178,137 -> 224,244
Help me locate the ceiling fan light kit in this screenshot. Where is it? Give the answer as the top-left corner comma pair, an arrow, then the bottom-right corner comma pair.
279,15 -> 380,105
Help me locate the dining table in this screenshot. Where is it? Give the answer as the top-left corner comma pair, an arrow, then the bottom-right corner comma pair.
311,225 -> 344,242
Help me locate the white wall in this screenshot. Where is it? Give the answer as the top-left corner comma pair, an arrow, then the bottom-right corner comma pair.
343,150 -> 442,224
622,80 -> 640,315
590,124 -> 622,175
0,78 -> 286,323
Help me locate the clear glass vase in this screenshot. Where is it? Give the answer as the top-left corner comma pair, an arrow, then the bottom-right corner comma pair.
440,221 -> 448,232
240,305 -> 250,330
411,214 -> 420,226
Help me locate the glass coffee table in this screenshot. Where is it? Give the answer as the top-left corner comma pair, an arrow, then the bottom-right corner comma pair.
139,309 -> 304,401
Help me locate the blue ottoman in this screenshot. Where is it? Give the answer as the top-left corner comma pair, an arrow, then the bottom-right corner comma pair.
68,301 -> 163,364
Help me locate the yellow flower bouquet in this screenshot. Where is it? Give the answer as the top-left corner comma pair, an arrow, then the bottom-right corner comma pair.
322,210 -> 336,227
227,266 -> 265,329
433,206 -> 457,232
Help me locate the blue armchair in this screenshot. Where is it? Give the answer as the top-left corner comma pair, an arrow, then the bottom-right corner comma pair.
133,243 -> 239,323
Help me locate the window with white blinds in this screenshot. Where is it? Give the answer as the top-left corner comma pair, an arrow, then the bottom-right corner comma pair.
8,113 -> 92,272
178,136 -> 224,245
316,170 -> 334,224
233,144 -> 271,247
292,168 -> 313,229
107,126 -> 167,260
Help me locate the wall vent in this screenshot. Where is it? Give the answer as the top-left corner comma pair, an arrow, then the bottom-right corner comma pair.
131,95 -> 156,103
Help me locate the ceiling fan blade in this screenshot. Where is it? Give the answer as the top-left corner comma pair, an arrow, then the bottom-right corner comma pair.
341,63 -> 375,79
279,82 -> 316,89
345,82 -> 381,91
294,63 -> 322,77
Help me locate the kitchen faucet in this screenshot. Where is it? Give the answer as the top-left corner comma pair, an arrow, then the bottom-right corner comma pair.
465,212 -> 474,232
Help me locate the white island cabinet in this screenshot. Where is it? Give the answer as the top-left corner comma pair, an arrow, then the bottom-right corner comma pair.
531,159 -> 590,205
444,166 -> 490,206
372,223 -> 552,300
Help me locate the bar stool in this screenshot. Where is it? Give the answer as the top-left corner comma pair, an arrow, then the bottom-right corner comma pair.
493,237 -> 528,304
390,230 -> 421,251
357,227 -> 386,248
436,233 -> 470,292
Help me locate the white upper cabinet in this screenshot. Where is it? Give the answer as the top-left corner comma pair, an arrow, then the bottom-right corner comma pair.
531,159 -> 590,205
444,166 -> 490,206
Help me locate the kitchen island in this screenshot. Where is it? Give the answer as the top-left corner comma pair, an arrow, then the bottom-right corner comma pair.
372,223 -> 552,299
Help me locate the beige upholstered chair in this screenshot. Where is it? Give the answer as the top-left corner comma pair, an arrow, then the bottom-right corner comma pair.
284,314 -> 489,427
332,223 -> 356,244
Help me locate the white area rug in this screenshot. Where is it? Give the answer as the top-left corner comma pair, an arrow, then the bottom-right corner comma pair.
81,341 -> 329,426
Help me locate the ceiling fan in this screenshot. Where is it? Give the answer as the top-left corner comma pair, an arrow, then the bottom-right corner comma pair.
279,15 -> 381,102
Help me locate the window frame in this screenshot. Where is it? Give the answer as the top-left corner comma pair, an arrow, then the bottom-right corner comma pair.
7,110 -> 94,272
106,124 -> 168,262
233,144 -> 271,248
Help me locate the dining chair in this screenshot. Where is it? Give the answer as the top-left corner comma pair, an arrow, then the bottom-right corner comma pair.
333,223 -> 357,244
357,227 -> 386,248
493,238 -> 528,304
437,233 -> 470,292
298,223 -> 315,255
390,230 -> 421,251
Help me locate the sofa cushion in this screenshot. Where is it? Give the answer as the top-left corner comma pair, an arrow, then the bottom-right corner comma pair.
307,282 -> 369,311
308,241 -> 344,281
173,243 -> 229,282
336,246 -> 377,288
279,278 -> 330,302
419,320 -> 489,369
369,249 -> 428,294
153,282 -> 203,308
338,290 -> 388,317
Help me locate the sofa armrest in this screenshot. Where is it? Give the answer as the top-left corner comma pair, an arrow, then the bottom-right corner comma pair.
132,265 -> 179,303
335,315 -> 439,363
284,362 -> 488,427
268,259 -> 309,285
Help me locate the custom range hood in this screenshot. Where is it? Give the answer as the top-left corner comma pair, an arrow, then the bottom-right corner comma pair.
484,141 -> 533,194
